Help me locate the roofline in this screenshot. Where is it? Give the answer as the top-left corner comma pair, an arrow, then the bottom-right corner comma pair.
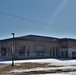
0,34 -> 76,41
27,34 -> 59,39
0,34 -> 59,41
60,38 -> 76,41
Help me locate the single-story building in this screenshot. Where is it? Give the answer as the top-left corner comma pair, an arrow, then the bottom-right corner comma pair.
0,35 -> 76,59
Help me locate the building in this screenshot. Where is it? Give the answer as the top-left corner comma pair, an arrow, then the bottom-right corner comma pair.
59,38 -> 76,58
0,35 -> 76,59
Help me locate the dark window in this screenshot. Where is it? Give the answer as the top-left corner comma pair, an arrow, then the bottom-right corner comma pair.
62,51 -> 64,56
27,45 -> 30,56
56,47 -> 58,56
53,47 -> 55,56
19,45 -> 25,56
8,46 -> 12,56
72,52 -> 76,55
49,47 -> 52,55
1,46 -> 7,56
61,46 -> 67,48
65,51 -> 67,56
36,46 -> 45,56
72,52 -> 76,57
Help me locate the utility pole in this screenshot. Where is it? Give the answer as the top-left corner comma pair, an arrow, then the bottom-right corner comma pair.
11,33 -> 15,66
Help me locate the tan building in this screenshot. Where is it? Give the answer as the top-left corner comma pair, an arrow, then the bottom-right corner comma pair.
0,35 -> 76,59
59,38 -> 76,58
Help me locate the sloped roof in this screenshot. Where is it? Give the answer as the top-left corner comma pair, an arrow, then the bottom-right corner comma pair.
1,34 -> 76,42
60,38 -> 76,41
0,34 -> 59,42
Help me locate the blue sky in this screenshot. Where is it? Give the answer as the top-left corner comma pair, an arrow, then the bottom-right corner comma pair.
0,0 -> 76,39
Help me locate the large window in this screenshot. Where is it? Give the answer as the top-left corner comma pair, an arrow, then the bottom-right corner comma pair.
26,45 -> 30,56
19,45 -> 25,56
72,52 -> 76,58
53,47 -> 55,56
65,51 -> 67,57
8,46 -> 12,56
1,46 -> 7,56
56,47 -> 58,56
62,51 -> 64,56
36,46 -> 45,56
49,47 -> 52,56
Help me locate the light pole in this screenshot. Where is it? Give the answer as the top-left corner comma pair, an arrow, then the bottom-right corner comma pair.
11,33 -> 15,66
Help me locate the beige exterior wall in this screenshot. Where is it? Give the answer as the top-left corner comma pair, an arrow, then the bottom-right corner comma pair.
68,40 -> 76,48
1,35 -> 76,59
0,39 -> 60,59
59,40 -> 76,58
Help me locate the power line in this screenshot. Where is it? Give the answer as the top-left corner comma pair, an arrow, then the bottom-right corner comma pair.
0,11 -> 52,26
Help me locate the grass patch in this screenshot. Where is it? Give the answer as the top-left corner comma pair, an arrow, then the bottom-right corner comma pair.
47,65 -> 64,67
5,69 -> 76,75
1,62 -> 76,75
0,62 -> 48,74
19,62 -> 48,69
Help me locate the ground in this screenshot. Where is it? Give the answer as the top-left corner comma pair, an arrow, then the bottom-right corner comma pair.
0,58 -> 76,75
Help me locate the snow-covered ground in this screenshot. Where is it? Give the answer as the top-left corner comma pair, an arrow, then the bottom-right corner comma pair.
0,58 -> 76,66
1,58 -> 76,75
0,58 -> 76,65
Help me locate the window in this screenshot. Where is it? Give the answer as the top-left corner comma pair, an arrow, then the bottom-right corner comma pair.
8,46 -> 12,56
19,45 -> 25,56
49,47 -> 52,55
36,46 -> 45,56
61,46 -> 67,48
53,47 -> 55,56
71,46 -> 76,49
36,46 -> 44,51
65,51 -> 67,56
26,45 -> 30,56
1,46 -> 7,56
72,52 -> 76,55
56,47 -> 58,56
62,51 -> 64,56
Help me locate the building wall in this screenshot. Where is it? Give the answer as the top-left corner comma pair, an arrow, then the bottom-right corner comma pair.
59,39 -> 76,58
17,40 -> 34,59
17,40 -> 59,59
1,36 -> 76,59
68,40 -> 76,48
0,39 -> 60,59
67,48 -> 76,58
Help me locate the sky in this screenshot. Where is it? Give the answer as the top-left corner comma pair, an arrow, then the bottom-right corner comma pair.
0,0 -> 76,39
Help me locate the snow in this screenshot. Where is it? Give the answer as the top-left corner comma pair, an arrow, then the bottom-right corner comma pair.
9,66 -> 76,73
9,68 -> 51,73
1,58 -> 76,75
38,73 -> 68,75
0,58 -> 76,66
36,72 -> 76,75
37,72 -> 76,75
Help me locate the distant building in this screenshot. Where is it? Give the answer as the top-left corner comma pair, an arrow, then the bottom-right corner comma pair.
0,35 -> 76,59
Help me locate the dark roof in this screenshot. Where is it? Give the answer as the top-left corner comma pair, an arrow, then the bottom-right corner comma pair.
0,34 -> 76,42
60,38 -> 76,41
26,35 -> 58,39
0,34 -> 59,42
18,35 -> 59,42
